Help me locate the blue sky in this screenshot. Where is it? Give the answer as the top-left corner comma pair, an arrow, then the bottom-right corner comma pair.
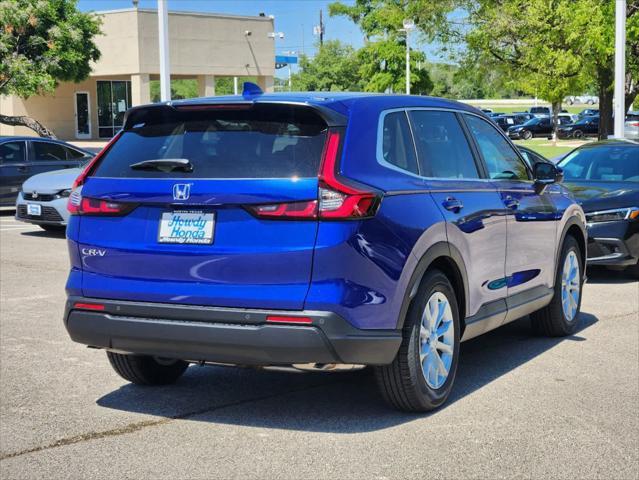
77,1 -> 447,78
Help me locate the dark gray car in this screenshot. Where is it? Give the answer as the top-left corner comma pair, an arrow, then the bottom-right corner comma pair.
0,136 -> 93,207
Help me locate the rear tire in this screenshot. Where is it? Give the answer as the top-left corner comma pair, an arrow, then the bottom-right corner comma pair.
522,130 -> 532,140
531,236 -> 583,336
107,352 -> 189,385
573,129 -> 584,139
375,269 -> 460,412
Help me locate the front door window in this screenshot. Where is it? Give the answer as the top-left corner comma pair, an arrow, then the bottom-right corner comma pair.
97,80 -> 131,138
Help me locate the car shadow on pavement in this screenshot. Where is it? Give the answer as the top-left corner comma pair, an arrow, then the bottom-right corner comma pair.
20,229 -> 66,238
96,312 -> 598,433
586,266 -> 637,284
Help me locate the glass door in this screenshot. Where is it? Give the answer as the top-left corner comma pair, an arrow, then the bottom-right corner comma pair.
74,92 -> 91,139
97,80 -> 131,138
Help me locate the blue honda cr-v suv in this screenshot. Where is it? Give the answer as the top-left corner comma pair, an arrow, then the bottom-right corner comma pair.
64,86 -> 587,412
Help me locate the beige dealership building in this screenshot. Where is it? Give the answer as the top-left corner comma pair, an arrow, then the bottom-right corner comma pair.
0,7 -> 276,140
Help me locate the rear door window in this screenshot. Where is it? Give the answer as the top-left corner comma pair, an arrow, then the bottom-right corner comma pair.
409,110 -> 479,179
94,104 -> 328,179
65,147 -> 88,160
0,141 -> 26,164
32,142 -> 67,161
379,111 -> 419,175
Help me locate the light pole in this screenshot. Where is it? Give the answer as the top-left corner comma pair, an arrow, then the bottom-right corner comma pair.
614,0 -> 626,138
399,19 -> 415,95
157,0 -> 171,102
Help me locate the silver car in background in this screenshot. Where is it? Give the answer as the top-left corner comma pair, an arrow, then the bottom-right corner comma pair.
625,118 -> 639,140
15,167 -> 82,231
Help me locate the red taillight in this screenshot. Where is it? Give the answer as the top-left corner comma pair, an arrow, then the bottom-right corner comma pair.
73,302 -> 105,311
266,315 -> 313,324
72,132 -> 122,189
247,200 -> 318,219
68,133 -> 123,214
70,197 -> 136,216
629,122 -> 639,127
243,129 -> 379,221
317,130 -> 379,219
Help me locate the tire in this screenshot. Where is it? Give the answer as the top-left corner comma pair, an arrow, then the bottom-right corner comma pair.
107,352 -> 189,385
625,262 -> 639,279
40,224 -> 65,232
573,129 -> 584,139
375,269 -> 461,412
531,236 -> 583,336
522,130 -> 533,140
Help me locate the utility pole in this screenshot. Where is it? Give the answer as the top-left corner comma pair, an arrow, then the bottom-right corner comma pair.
614,0 -> 626,138
400,19 -> 415,95
319,9 -> 324,46
157,0 -> 171,102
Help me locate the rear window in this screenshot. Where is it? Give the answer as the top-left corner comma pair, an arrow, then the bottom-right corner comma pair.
93,104 -> 328,179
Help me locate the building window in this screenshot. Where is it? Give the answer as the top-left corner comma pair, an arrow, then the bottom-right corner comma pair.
97,80 -> 132,138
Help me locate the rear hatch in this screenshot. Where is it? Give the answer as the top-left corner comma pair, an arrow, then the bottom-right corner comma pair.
74,103 -> 333,310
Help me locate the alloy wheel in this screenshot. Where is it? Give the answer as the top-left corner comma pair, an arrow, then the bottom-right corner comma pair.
561,250 -> 580,322
419,292 -> 455,389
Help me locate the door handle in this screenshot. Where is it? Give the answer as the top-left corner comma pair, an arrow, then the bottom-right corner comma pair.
504,196 -> 520,209
442,197 -> 463,213
17,166 -> 28,172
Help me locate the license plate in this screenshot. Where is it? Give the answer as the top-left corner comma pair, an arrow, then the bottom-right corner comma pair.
27,204 -> 41,216
158,211 -> 214,245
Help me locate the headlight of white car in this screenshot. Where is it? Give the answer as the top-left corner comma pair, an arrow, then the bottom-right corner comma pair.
56,189 -> 72,199
586,207 -> 639,223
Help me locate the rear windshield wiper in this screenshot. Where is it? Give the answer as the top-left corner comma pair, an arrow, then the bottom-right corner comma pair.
130,158 -> 193,173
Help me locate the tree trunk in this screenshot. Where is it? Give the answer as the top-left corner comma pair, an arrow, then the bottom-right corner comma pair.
0,114 -> 57,138
551,100 -> 561,146
597,66 -> 614,140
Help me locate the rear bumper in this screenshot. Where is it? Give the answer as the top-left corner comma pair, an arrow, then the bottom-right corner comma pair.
64,296 -> 402,366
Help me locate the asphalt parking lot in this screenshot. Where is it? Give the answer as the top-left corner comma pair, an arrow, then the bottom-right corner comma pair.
0,212 -> 637,479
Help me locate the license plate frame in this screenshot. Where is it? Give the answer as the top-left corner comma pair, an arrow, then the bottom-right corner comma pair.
158,210 -> 215,245
27,204 -> 42,216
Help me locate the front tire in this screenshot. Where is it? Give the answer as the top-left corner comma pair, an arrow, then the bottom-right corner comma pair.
573,129 -> 584,139
522,130 -> 533,140
375,269 -> 460,412
531,236 -> 583,336
107,352 -> 189,385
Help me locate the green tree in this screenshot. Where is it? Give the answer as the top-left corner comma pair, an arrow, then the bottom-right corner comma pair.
329,0 -> 438,93
462,0 -> 588,141
0,0 -> 102,137
291,40 -> 362,92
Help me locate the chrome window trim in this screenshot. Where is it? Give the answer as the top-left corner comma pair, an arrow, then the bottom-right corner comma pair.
375,106 -> 504,181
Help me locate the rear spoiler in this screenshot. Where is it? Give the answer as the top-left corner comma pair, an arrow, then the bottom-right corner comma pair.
122,101 -> 348,131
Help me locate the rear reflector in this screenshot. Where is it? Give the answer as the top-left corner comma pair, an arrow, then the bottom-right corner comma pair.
73,302 -> 105,311
266,315 -> 313,324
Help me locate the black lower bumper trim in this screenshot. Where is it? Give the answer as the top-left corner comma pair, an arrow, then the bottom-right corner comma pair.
64,297 -> 402,366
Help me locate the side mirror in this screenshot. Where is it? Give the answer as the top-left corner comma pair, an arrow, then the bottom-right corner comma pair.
533,162 -> 563,193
